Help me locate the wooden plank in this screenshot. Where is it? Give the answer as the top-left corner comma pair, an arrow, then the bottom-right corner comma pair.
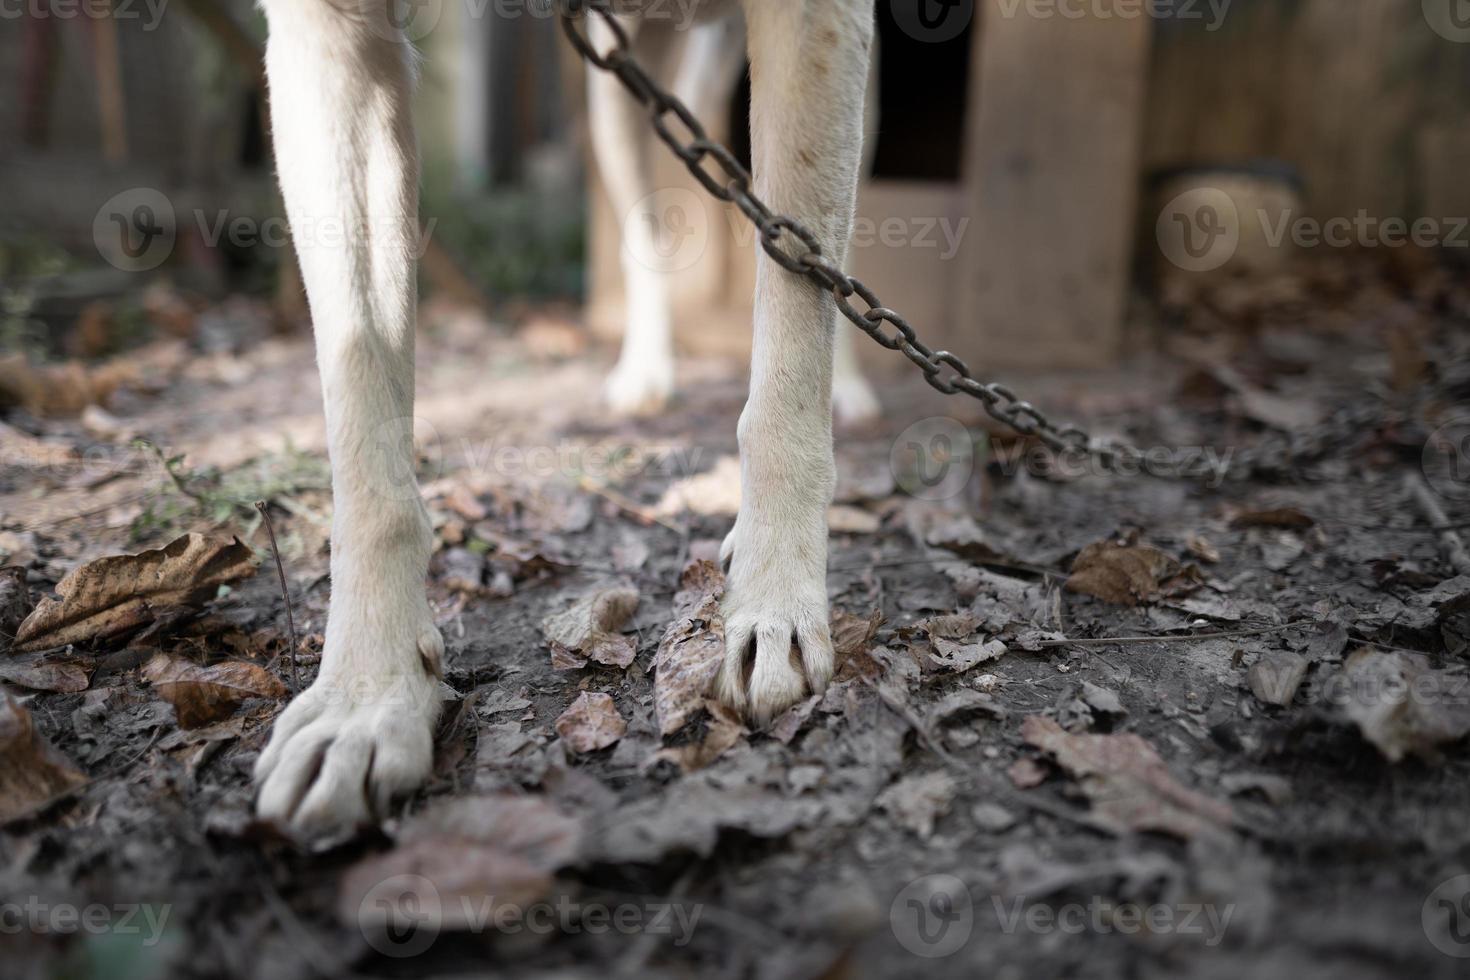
1144,0 -> 1468,224
956,2 -> 1152,369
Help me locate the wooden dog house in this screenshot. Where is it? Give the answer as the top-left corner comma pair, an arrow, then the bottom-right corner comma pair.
585,0 -> 1470,373
586,1 -> 1151,373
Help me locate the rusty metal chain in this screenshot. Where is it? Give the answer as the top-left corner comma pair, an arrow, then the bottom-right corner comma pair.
557,0 -> 1380,481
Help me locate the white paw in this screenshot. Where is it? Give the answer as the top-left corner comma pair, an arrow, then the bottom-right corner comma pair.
714,523 -> 834,727
833,372 -> 881,426
604,357 -> 674,416
255,624 -> 444,838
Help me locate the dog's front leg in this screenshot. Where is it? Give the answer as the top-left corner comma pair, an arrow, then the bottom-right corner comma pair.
252,0 -> 443,836
716,0 -> 874,725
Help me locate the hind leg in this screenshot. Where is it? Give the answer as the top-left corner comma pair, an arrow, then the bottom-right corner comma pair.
590,14 -> 677,415
595,15 -> 751,415
832,30 -> 882,425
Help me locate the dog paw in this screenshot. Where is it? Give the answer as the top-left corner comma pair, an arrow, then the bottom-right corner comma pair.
714,527 -> 833,727
833,372 -> 881,427
604,356 -> 674,416
254,626 -> 444,839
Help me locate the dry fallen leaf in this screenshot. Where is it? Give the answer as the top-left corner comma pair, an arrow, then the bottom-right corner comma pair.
475,526 -> 576,586
830,608 -> 885,682
1230,507 -> 1316,530
907,507 -> 1018,565
930,637 -> 1007,673
1185,534 -> 1220,564
340,795 -> 581,933
1338,649 -> 1470,763
930,688 -> 1005,726
1008,756 -> 1049,789
653,561 -> 727,737
1021,715 -> 1233,839
876,771 -> 957,839
1247,651 -> 1309,706
651,700 -> 747,772
655,454 -> 743,518
828,505 -> 881,535
13,534 -> 257,653
0,354 -> 110,417
0,656 -> 92,693
142,653 -> 287,729
443,483 -> 490,521
1194,364 -> 1325,432
1065,539 -> 1192,607
554,692 -> 627,753
655,456 -> 884,534
519,314 -> 588,359
769,694 -> 822,744
0,692 -> 88,822
541,584 -> 640,670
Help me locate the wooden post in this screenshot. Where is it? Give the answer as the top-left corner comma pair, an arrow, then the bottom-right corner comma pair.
90,4 -> 129,165
956,1 -> 1152,369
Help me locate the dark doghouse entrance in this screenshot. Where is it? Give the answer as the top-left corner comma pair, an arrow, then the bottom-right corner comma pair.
727,3 -> 974,182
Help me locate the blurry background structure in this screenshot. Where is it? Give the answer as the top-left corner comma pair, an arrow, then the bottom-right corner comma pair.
3,0 -> 1470,374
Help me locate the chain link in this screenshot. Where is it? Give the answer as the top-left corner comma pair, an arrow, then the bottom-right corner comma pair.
558,0 -> 1378,481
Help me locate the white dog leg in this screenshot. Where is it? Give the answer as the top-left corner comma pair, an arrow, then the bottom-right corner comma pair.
832,33 -> 881,425
589,15 -> 677,416
717,0 -> 874,725
252,0 -> 443,836
832,323 -> 880,424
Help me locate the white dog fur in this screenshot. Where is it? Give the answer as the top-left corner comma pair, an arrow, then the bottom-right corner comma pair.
254,0 -> 876,835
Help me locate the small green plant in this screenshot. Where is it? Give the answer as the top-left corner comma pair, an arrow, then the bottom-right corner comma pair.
0,239 -> 72,358
130,440 -> 330,541
421,184 -> 586,301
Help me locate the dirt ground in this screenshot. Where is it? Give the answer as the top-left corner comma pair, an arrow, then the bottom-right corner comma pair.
4,267 -> 1470,979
